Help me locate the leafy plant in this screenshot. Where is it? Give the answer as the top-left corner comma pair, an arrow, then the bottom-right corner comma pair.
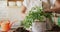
21,6 -> 52,28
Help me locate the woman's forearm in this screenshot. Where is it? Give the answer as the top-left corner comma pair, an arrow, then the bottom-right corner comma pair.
50,7 -> 60,13
44,7 -> 60,13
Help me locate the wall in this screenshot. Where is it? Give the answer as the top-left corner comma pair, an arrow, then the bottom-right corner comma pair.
0,7 -> 26,28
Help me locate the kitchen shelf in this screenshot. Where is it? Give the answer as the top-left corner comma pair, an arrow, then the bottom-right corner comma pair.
8,0 -> 23,2
7,6 -> 21,8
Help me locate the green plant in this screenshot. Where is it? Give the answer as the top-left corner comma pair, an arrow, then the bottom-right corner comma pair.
21,6 -> 52,28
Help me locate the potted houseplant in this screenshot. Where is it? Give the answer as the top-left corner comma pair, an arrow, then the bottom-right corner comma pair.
21,6 -> 52,32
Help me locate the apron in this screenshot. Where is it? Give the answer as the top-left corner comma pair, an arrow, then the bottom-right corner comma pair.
42,0 -> 56,30
52,0 -> 60,26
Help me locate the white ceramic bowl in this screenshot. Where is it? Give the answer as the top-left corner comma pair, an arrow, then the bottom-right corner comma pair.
9,1 -> 16,6
16,1 -> 22,7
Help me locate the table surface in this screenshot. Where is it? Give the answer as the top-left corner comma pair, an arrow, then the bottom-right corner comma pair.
0,28 -> 16,32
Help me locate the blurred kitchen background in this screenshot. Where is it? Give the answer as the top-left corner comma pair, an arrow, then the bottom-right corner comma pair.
0,0 -> 60,32
0,0 -> 24,28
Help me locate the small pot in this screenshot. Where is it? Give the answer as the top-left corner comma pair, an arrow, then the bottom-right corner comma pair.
32,20 -> 46,32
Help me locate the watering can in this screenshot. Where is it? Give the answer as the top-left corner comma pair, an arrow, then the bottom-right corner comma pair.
0,20 -> 17,32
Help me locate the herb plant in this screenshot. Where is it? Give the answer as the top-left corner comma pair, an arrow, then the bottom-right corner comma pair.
21,6 -> 52,28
